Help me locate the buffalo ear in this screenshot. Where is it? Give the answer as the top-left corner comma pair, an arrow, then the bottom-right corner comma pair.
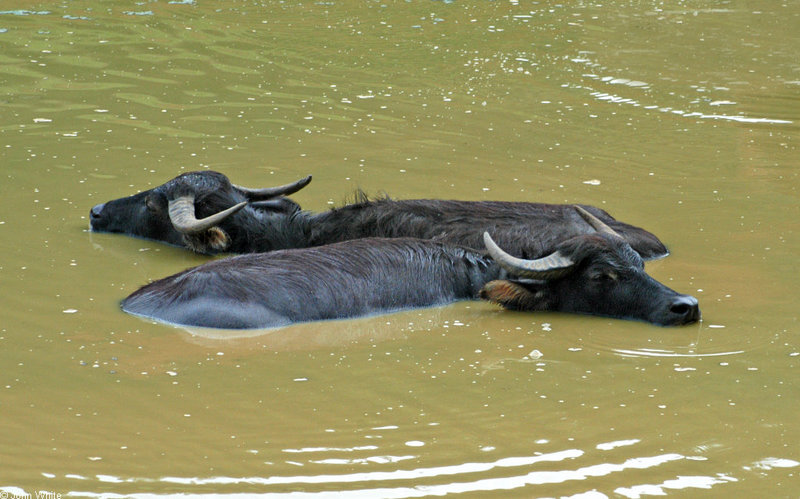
479,280 -> 549,311
182,227 -> 231,254
613,226 -> 669,260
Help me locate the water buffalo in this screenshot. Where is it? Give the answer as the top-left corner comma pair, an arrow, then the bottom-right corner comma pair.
90,170 -> 669,260
121,207 -> 700,328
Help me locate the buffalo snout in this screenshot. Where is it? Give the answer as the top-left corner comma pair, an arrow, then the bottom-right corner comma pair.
90,203 -> 105,226
667,295 -> 701,325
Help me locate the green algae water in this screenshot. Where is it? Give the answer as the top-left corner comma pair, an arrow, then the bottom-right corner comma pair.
1,1 -> 798,496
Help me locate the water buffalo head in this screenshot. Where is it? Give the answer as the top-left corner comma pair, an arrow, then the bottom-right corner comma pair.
480,207 -> 700,326
89,171 -> 311,253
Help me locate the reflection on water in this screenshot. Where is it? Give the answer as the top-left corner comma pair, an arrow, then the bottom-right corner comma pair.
2,0 -> 800,497
612,348 -> 743,359
579,71 -> 794,125
32,445 -> 800,497
35,446 -> 745,497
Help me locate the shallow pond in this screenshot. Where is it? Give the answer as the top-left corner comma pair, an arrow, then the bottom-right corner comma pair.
1,1 -> 798,497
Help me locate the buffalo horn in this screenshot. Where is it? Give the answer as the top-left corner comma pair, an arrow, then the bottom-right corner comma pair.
233,175 -> 312,201
574,205 -> 622,238
168,196 -> 247,234
483,232 -> 575,279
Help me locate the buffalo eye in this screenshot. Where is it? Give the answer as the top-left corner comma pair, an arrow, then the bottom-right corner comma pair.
591,270 -> 618,283
145,195 -> 161,213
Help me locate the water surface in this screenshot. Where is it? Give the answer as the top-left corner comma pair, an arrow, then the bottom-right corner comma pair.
1,1 -> 798,497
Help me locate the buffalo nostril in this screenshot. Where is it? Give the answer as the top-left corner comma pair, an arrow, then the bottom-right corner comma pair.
670,295 -> 700,321
671,303 -> 690,315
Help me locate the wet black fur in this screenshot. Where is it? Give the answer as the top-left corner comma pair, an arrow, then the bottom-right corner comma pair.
91,171 -> 669,260
122,235 -> 699,330
122,238 -> 501,329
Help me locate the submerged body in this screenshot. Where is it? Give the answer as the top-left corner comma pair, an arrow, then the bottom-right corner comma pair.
123,210 -> 700,330
91,171 -> 669,260
122,238 -> 498,329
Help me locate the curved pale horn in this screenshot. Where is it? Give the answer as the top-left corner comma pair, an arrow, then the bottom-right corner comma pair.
574,205 -> 622,238
483,232 -> 575,279
168,196 -> 247,234
233,175 -> 312,201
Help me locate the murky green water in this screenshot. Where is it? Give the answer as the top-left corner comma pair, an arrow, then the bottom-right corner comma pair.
1,0 -> 798,497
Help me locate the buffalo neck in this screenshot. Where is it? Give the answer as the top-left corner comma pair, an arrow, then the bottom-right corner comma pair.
228,203 -> 402,253
223,208 -> 314,253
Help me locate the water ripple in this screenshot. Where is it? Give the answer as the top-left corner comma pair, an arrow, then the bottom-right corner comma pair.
159,449 -> 584,485
615,474 -> 737,498
577,67 -> 793,125
612,348 -> 745,359
59,449 -> 748,498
